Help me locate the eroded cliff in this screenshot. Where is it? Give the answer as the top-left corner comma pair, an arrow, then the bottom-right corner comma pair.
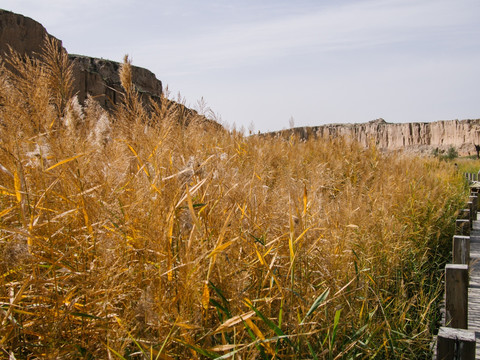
0,9 -> 163,109
276,118 -> 480,155
1,8 -> 477,152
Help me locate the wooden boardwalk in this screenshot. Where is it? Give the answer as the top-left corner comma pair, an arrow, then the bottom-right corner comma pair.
468,218 -> 480,357
434,181 -> 480,359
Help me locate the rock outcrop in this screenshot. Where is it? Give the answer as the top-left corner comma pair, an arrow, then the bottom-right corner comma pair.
272,118 -> 480,155
0,9 -> 62,58
69,55 -> 162,109
0,9 -> 162,109
0,9 -> 224,130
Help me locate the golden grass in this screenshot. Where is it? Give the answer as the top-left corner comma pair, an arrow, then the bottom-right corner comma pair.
0,39 -> 469,359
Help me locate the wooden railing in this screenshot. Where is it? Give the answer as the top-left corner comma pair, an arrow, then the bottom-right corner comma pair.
436,174 -> 478,359
465,172 -> 479,182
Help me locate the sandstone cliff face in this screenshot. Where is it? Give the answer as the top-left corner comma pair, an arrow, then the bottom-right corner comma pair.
0,9 -> 162,109
0,9 -> 62,58
0,9 -> 223,131
283,118 -> 480,155
69,55 -> 162,109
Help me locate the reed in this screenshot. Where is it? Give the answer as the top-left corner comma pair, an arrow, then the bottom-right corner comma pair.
0,39 -> 468,359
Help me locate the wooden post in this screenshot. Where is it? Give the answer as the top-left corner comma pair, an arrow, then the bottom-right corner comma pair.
445,264 -> 469,329
436,327 -> 476,360
468,202 -> 473,229
460,208 -> 470,220
456,219 -> 471,236
452,235 -> 470,265
459,208 -> 472,230
469,195 -> 478,217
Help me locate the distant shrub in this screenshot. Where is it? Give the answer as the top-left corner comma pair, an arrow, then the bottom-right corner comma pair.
432,146 -> 458,161
446,146 -> 459,160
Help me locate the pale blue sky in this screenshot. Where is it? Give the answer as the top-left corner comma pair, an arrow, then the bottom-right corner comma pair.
2,0 -> 480,132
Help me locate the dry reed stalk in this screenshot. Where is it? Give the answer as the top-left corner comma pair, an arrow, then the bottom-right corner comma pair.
0,41 -> 468,359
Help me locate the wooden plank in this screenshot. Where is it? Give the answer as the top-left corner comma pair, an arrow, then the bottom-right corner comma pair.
436,327 -> 476,360
466,213 -> 480,358
469,195 -> 478,214
445,264 -> 469,329
456,219 -> 471,236
468,202 -> 474,229
453,235 -> 470,265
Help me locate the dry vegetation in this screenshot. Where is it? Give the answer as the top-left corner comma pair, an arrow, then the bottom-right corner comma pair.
0,40 -> 469,359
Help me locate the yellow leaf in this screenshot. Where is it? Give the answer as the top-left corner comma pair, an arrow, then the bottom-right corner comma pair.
13,169 -> 22,203
294,227 -> 311,245
167,253 -> 173,282
288,236 -> 295,260
167,213 -> 175,282
237,203 -> 247,220
151,183 -> 162,194
127,143 -> 150,178
359,300 -> 365,320
81,201 -> 93,237
12,308 -> 35,316
0,185 -> 15,196
207,239 -> 235,258
202,282 -> 210,311
186,184 -> 201,230
303,183 -> 308,215
103,225 -> 117,233
245,319 -> 274,355
210,344 -> 243,352
46,154 -> 84,171
245,318 -> 265,340
175,322 -> 200,330
365,273 -> 376,285
0,207 -> 14,218
256,248 -> 266,266
213,310 -> 256,334
175,178 -> 207,208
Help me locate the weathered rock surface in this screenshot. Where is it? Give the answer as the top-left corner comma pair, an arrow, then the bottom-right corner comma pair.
69,55 -> 162,109
0,9 -> 162,109
0,9 -> 62,58
273,118 -> 480,155
0,9 -> 223,130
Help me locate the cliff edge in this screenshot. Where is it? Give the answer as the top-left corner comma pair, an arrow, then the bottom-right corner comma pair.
271,118 -> 480,155
0,9 -> 163,109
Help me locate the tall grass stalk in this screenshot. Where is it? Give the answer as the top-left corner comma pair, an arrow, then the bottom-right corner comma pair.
0,40 -> 468,359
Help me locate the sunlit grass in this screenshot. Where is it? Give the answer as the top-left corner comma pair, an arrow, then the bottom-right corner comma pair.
0,39 -> 468,359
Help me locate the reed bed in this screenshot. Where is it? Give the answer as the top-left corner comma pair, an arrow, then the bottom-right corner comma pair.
0,40 -> 468,359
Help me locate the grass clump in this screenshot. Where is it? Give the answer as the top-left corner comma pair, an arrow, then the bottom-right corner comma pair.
0,40 -> 468,359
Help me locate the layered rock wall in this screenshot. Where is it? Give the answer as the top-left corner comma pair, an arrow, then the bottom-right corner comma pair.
0,9 -> 61,58
69,55 -> 162,109
0,9 -> 162,109
284,119 -> 480,155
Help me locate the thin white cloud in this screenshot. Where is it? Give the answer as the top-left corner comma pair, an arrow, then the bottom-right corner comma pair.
137,0 -> 478,74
